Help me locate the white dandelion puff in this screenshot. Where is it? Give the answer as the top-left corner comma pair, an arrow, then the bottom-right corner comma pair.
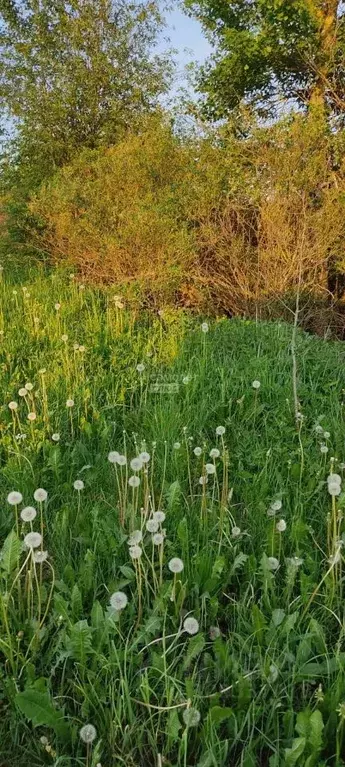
79,724 -> 97,744
52,433 -> 60,442
231,526 -> 241,538
209,448 -> 220,459
193,447 -> 202,456
321,444 -> 329,454
183,708 -> 201,727
128,475 -> 140,488
168,557 -> 184,573
130,456 -> 143,472
252,380 -> 261,389
108,451 -> 119,464
7,491 -> 23,505
199,475 -> 208,485
216,425 -> 225,436
152,532 -> 164,545
153,510 -> 166,523
328,480 -> 342,497
276,519 -> 287,532
201,322 -> 209,333
54,302 -> 61,311
8,401 -> 18,411
34,488 -> 47,502
205,463 -> 216,475
20,506 -> 37,522
324,431 -> 331,439
173,441 -> 181,450
146,518 -> 159,533
139,451 -> 150,464
183,617 -> 199,635
18,388 -> 27,397
110,591 -> 128,611
66,399 -> 74,408
73,480 -> 84,491
25,382 -> 33,392
117,454 -> 127,466
61,334 -> 68,342
27,412 -> 37,422
128,530 -> 142,546
136,363 -> 145,373
267,557 -> 279,571
24,532 -> 42,549
33,550 -> 48,563
129,545 -> 142,560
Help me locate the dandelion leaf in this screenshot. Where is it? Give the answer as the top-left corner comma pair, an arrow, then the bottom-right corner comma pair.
0,530 -> 21,574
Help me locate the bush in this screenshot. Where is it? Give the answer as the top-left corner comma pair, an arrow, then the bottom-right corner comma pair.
27,113 -> 345,320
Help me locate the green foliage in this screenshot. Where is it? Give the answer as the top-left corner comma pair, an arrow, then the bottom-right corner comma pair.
185,0 -> 345,119
0,0 -> 170,192
0,267 -> 345,764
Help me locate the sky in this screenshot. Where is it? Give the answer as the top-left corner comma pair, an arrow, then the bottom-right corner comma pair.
157,7 -> 212,95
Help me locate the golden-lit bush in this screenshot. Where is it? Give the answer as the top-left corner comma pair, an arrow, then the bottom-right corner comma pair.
28,114 -> 345,317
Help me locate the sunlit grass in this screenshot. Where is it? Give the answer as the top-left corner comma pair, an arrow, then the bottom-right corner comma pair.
1,266 -> 345,765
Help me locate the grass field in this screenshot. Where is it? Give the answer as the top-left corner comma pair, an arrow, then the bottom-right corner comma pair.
2,267 -> 345,766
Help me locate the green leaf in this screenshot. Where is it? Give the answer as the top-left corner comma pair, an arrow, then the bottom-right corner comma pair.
0,530 -> 21,574
209,705 -> 233,724
230,552 -> 248,576
15,688 -> 68,738
167,708 -> 181,742
166,480 -> 181,514
271,609 -> 285,627
183,634 -> 205,670
71,583 -> 83,619
309,709 -> 324,751
284,737 -> 306,765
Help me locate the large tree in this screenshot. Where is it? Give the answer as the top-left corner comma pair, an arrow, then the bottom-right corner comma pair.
0,0 -> 170,187
184,0 -> 345,119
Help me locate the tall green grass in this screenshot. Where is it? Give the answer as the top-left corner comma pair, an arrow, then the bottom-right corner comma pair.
1,266 -> 345,766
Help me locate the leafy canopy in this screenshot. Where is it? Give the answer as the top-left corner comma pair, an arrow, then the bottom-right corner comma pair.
0,0 -> 171,189
184,0 -> 345,119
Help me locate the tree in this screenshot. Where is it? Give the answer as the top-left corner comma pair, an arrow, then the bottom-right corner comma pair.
184,0 -> 345,120
0,0 -> 171,189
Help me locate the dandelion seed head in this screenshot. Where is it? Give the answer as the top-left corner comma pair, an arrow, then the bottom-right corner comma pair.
199,475 -> 208,485
139,451 -> 150,464
61,334 -> 68,342
276,519 -> 287,532
136,363 -> 145,373
231,526 -> 241,538
323,431 -> 331,439
201,322 -> 209,333
73,343 -> 79,351
24,532 -> 42,549
78,345 -> 86,353
182,376 -> 190,385
173,441 -> 181,450
128,530 -> 142,546
79,724 -> 97,744
110,591 -> 128,611
183,617 -> 199,635
7,491 -> 23,505
20,506 -> 37,522
25,382 -> 33,392
34,550 -> 48,563
321,444 -> 329,454
129,545 -> 142,560
66,399 -> 74,408
209,448 -> 220,459
153,510 -> 165,523
34,488 -> 47,502
315,424 -> 324,434
209,626 -> 221,640
216,425 -> 225,436
128,475 -> 140,488
328,473 -> 342,485
117,454 -> 127,466
205,463 -> 216,475
18,388 -> 27,397
168,557 -> 184,573
54,302 -> 61,311
52,433 -> 60,442
267,556 -> 279,571
252,380 -> 261,389
183,708 -> 201,727
270,499 -> 282,512
74,479 -> 84,491
108,451 -> 119,464
130,456 -> 143,472
146,518 -> 159,533
27,412 -> 36,421
193,446 -> 202,456
8,401 -> 18,411
328,480 -> 342,496
152,532 -> 164,545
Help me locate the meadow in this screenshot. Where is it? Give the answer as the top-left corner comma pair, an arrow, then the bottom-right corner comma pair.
2,266 -> 345,766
